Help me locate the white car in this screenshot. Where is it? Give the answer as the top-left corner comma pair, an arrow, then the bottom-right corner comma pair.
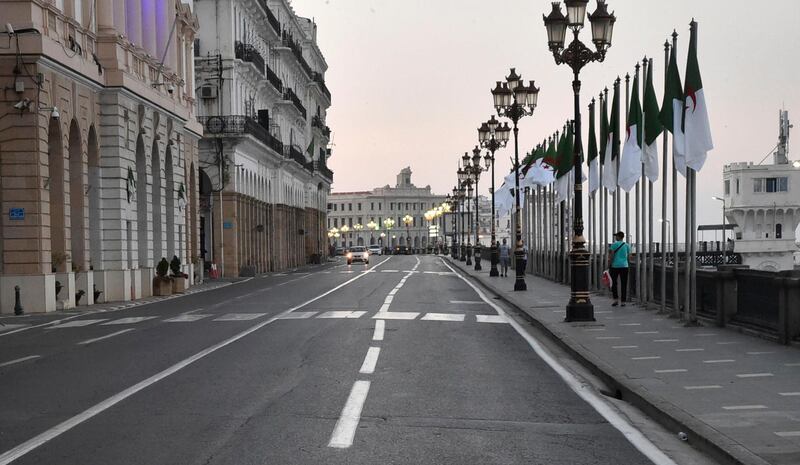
346,246 -> 369,265
367,245 -> 382,256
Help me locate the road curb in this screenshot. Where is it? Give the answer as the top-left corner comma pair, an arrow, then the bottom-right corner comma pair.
444,257 -> 771,465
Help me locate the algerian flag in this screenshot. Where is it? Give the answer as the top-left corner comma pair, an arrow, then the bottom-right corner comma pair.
495,182 -> 514,215
643,59 -> 663,182
659,39 -> 686,176
618,70 -> 642,192
587,100 -> 600,194
682,21 -> 714,172
306,137 -> 315,160
555,125 -> 574,203
602,83 -> 619,192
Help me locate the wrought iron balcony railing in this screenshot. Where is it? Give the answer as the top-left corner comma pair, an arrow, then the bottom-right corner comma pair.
284,144 -> 307,167
266,64 -> 283,93
234,41 -> 265,76
312,115 -> 331,137
256,0 -> 281,35
281,32 -> 314,77
312,72 -> 331,100
198,115 -> 283,155
319,164 -> 334,181
283,88 -> 307,119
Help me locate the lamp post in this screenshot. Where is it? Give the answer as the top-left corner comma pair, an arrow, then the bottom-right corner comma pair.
339,225 -> 350,249
712,196 -> 727,261
383,218 -> 395,253
458,183 -> 467,261
367,220 -> 378,245
402,214 -> 413,254
491,69 -> 540,291
479,116 -> 511,277
463,148 -> 490,271
450,190 -> 460,258
543,0 -> 616,320
353,223 -> 364,246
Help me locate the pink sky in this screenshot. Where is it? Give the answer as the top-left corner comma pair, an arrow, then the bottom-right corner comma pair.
291,0 -> 800,241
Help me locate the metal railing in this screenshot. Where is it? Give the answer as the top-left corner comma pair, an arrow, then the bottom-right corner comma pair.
234,41 -> 265,76
281,33 -> 314,77
266,64 -> 283,93
284,144 -> 306,166
197,115 -> 283,155
312,72 -> 331,100
312,115 -> 331,137
283,88 -> 307,118
256,0 -> 281,35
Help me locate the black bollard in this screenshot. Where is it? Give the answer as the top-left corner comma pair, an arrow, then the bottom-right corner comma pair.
14,285 -> 24,315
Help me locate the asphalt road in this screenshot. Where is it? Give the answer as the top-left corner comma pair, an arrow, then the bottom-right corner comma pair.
0,255 -> 663,464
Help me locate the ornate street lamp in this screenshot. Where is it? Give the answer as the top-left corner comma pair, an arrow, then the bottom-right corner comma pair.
479,117 -> 511,277
544,0 -> 616,321
492,68 -> 540,291
353,223 -> 364,246
382,217 -> 395,252
366,220 -> 378,245
458,183 -> 467,261
449,189 -> 460,259
402,214 -> 414,253
464,147 -> 489,271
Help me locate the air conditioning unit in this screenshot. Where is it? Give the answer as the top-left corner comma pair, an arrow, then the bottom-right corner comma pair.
199,86 -> 218,99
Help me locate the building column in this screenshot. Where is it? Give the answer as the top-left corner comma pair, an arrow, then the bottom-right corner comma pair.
141,0 -> 157,56
125,0 -> 142,48
97,0 -> 116,33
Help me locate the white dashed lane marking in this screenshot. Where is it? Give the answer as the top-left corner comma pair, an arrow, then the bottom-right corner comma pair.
164,314 -> 212,323
476,315 -> 508,324
723,405 -> 768,411
0,355 -> 41,368
77,329 -> 135,346
213,313 -> 266,321
48,319 -> 108,329
421,313 -> 465,322
101,317 -> 156,325
373,312 -> 419,320
318,311 -> 367,319
277,312 -> 317,320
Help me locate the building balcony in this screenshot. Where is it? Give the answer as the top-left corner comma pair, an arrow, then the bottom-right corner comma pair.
198,115 -> 283,155
256,0 -> 282,36
312,115 -> 331,138
234,41 -> 265,77
281,32 -> 314,78
312,72 -> 332,101
282,88 -> 307,119
266,64 -> 283,93
284,144 -> 307,167
318,163 -> 334,182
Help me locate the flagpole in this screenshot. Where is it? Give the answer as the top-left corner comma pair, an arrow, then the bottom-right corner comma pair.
648,59 -> 656,307
660,43 -> 670,314
671,30 -> 680,319
634,62 -> 644,305
600,91 -> 607,289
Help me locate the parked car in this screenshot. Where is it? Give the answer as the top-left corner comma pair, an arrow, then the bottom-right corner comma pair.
367,245 -> 382,256
335,247 -> 344,256
394,245 -> 410,255
346,246 -> 370,265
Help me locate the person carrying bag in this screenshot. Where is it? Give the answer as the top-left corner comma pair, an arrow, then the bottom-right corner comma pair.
607,231 -> 630,307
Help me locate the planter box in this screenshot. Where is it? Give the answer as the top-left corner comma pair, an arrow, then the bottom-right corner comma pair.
171,277 -> 187,294
152,277 -> 173,296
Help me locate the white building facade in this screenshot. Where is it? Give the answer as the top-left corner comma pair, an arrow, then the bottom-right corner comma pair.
194,0 -> 332,276
327,168 -> 447,250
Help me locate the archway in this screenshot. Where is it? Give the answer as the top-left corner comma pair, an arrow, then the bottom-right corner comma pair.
165,146 -> 175,259
87,126 -> 102,269
48,118 -> 67,272
151,140 -> 163,262
136,135 -> 149,268
68,120 -> 86,270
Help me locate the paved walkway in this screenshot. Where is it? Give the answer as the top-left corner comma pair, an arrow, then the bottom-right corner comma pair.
448,257 -> 800,465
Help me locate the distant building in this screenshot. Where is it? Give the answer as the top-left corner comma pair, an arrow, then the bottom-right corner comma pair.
723,110 -> 800,271
327,168 -> 447,249
194,0 -> 333,276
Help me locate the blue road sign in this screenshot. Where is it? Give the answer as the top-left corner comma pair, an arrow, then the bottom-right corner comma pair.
9,208 -> 24,220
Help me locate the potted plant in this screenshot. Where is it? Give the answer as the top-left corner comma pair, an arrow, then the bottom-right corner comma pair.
170,255 -> 189,293
152,257 -> 173,296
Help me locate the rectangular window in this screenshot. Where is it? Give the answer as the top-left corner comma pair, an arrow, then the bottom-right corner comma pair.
358,203 -> 362,211
724,180 -> 730,195
358,217 -> 363,225
390,202 -> 394,211
766,177 -> 778,193
348,218 -> 353,227
328,218 -> 331,229
754,178 -> 764,193
371,202 -> 374,210
736,179 -> 740,194
379,203 -> 382,210
778,177 -> 788,192
334,218 -> 338,227
327,203 -> 333,211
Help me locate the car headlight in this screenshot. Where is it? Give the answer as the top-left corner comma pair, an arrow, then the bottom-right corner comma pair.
364,252 -> 369,258
346,253 -> 352,258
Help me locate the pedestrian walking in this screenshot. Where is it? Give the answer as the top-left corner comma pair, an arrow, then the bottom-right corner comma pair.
499,239 -> 511,277
608,231 -> 630,306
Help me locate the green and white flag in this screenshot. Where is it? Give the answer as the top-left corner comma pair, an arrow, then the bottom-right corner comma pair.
659,37 -> 685,176
555,126 -> 574,203
643,59 -> 663,182
682,21 -> 714,172
587,100 -> 600,194
602,84 -> 618,192
618,70 -> 642,192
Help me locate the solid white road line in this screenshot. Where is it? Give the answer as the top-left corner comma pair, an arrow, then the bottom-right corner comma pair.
47,319 -> 108,329
359,347 -> 381,374
101,317 -> 156,325
736,373 -> 773,378
676,348 -> 705,352
372,320 -> 385,341
441,258 -> 678,465
779,392 -> 800,396
77,329 -> 135,346
277,312 -> 317,320
373,312 -> 419,320
703,359 -> 735,364
475,315 -> 508,324
746,351 -> 775,355
653,339 -> 679,343
0,256 -> 392,465
0,355 -> 40,368
164,314 -> 212,323
421,313 -> 465,322
328,380 -> 371,448
654,369 -> 688,373
213,313 -> 266,321
775,431 -> 800,438
632,356 -> 661,361
449,300 -> 484,305
684,385 -> 722,390
635,331 -> 659,335
722,405 -> 768,410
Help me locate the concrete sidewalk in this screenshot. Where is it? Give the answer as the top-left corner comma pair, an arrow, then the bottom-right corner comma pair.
447,257 -> 800,465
